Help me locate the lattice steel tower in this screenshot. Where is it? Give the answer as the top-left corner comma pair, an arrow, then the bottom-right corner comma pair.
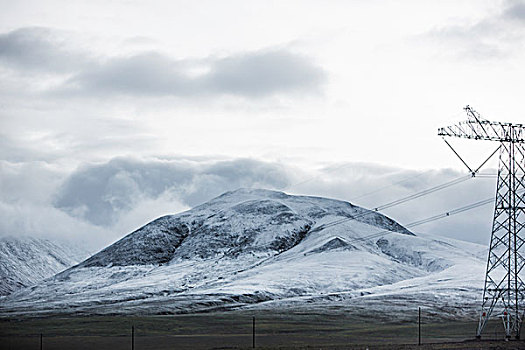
438,106 -> 525,339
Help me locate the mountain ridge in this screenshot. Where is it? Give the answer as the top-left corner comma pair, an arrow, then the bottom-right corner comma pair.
0,188 -> 485,318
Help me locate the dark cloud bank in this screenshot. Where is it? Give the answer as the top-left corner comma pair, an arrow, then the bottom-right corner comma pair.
54,157 -> 292,226
59,157 -> 497,247
0,157 -> 296,249
1,155 -> 496,250
0,27 -> 326,98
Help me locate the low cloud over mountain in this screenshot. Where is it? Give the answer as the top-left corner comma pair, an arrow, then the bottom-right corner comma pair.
1,155 -> 496,250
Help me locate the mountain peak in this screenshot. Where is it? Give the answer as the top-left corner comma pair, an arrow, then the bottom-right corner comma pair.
74,188 -> 411,269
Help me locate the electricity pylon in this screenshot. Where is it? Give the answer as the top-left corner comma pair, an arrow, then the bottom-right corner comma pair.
438,105 -> 525,339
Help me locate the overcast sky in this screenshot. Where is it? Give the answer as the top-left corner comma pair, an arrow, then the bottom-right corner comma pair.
1,0 -> 524,250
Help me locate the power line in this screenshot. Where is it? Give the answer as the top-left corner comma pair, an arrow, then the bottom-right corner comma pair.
340,184 -> 525,248
372,175 -> 471,212
349,169 -> 434,201
342,195 -> 497,246
311,173 -> 481,233
286,166 -> 435,203
285,164 -> 496,217
405,197 -> 494,228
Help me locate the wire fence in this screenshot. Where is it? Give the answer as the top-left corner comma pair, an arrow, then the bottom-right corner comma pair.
0,311 -> 521,350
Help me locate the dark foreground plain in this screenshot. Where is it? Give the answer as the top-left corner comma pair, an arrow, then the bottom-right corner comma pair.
1,310 -> 524,350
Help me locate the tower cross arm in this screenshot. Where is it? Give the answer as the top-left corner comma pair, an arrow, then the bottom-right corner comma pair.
438,120 -> 525,143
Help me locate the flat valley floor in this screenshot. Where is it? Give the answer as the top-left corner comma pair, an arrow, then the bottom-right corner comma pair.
1,310 -> 524,349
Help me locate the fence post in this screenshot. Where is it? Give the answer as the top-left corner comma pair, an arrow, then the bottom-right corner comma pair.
418,307 -> 421,346
132,325 -> 134,350
252,317 -> 255,348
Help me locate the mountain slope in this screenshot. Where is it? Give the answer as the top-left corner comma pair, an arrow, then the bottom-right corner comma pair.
0,189 -> 486,317
0,236 -> 89,296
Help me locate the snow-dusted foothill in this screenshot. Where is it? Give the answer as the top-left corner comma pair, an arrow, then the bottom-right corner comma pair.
0,189 -> 487,318
0,236 -> 90,296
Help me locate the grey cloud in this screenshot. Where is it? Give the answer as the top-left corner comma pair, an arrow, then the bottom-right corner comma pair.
1,157 -> 294,250
1,156 -> 498,250
51,156 -> 497,246
53,157 -> 293,226
66,53 -> 192,97
0,161 -> 111,250
0,27 -> 325,98
0,27 -> 89,73
422,0 -> 525,61
503,0 -> 525,21
64,49 -> 325,98
204,50 -> 325,96
0,134 -> 42,163
0,200 -> 112,251
0,160 -> 64,204
0,132 -> 78,163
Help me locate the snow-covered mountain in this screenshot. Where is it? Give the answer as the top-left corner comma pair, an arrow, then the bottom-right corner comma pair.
0,236 -> 89,296
0,189 -> 487,318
